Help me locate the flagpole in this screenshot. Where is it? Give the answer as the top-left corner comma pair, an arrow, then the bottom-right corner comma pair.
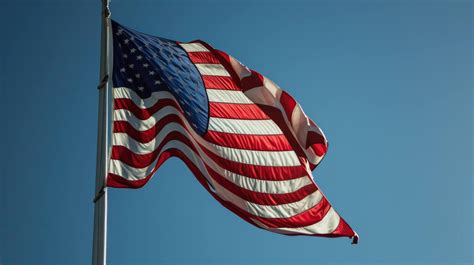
92,0 -> 111,264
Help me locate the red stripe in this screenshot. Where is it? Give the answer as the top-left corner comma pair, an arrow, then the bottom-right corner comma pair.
306,130 -> 327,148
111,131 -> 197,168
250,196 -> 332,228
114,98 -> 181,120
205,164 -> 318,206
204,130 -> 293,151
113,114 -> 187,143
107,150 -> 172,188
279,91 -> 297,125
187,52 -> 220,64
241,71 -> 264,91
215,50 -> 230,63
310,143 -> 327,157
202,76 -> 240,90
209,102 -> 268,120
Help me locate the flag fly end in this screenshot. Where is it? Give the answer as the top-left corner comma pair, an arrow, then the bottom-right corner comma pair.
351,233 -> 359,245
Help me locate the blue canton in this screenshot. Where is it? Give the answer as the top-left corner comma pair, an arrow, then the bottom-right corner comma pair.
111,20 -> 209,135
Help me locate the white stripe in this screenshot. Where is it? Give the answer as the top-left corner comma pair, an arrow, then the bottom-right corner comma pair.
305,146 -> 323,165
229,55 -> 252,79
113,127 -> 310,194
217,169 -> 311,195
207,89 -> 252,104
195,64 -> 230,76
110,159 -> 153,180
209,143 -> 299,167
110,139 -> 323,219
214,180 -> 323,219
113,106 -> 180,131
113,87 -> 173,109
291,105 -> 308,143
179,43 -> 209,52
208,118 -> 282,135
251,207 -> 340,235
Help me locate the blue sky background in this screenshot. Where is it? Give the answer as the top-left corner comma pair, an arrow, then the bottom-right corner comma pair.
1,0 -> 472,264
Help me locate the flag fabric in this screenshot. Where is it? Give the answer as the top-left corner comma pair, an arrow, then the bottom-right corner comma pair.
107,20 -> 358,243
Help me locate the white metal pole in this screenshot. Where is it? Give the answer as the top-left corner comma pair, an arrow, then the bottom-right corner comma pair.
92,0 -> 111,264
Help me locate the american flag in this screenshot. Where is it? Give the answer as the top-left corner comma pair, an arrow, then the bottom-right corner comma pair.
107,20 -> 358,243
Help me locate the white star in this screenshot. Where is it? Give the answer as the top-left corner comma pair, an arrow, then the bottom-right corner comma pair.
130,48 -> 136,53
138,86 -> 144,91
127,78 -> 133,83
116,29 -> 123,36
136,55 -> 143,60
143,63 -> 149,68
122,54 -> 128,59
148,71 -> 155,75
120,68 -> 126,72
124,39 -> 129,44
154,80 -> 161,85
128,64 -> 134,69
138,46 -> 143,51
135,73 -> 140,78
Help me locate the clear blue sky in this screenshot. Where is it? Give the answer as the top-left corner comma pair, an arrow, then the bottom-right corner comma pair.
1,0 -> 472,264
